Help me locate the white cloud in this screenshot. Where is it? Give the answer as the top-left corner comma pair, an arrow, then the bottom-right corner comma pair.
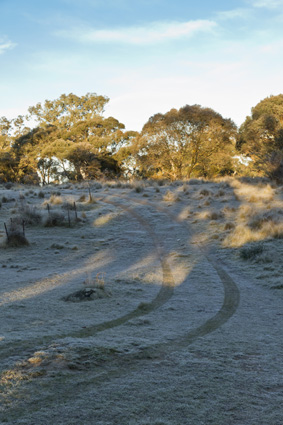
0,39 -> 16,55
216,8 -> 251,20
250,0 -> 283,8
57,19 -> 217,45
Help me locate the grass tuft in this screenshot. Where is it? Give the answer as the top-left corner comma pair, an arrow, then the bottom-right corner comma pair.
239,244 -> 264,260
43,211 -> 65,227
163,190 -> 180,202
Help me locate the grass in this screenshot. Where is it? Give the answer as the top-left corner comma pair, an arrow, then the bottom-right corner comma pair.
163,190 -> 180,203
233,181 -> 275,203
83,272 -> 106,289
224,222 -> 235,231
196,210 -> 223,221
221,179 -> 283,247
43,211 -> 66,227
199,188 -> 211,196
239,244 -> 264,260
4,232 -> 29,247
93,212 -> 117,226
18,204 -> 42,225
3,221 -> 29,247
78,194 -> 86,202
47,195 -> 63,205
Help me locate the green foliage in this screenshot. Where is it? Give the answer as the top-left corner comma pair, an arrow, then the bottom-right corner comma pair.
132,105 -> 237,180
239,94 -> 283,180
1,93 -> 132,183
2,92 -> 283,184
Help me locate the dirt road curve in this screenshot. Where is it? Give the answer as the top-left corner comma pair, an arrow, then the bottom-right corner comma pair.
0,193 -> 282,425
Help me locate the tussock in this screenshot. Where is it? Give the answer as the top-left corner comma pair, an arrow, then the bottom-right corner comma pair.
239,244 -> 264,260
223,221 -> 283,247
83,272 -> 106,290
3,221 -> 29,247
199,189 -> 211,196
163,190 -> 180,203
233,182 -> 275,203
224,222 -> 235,231
38,190 -> 45,198
47,195 -> 63,205
248,208 -> 283,230
17,204 -> 42,225
43,211 -> 66,227
188,178 -> 203,185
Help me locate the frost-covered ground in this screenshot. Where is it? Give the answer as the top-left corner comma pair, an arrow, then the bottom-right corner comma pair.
0,179 -> 282,425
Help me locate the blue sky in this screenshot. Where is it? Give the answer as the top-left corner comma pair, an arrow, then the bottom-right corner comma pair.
1,0 -> 283,130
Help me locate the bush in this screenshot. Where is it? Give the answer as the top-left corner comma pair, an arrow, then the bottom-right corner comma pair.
43,211 -> 65,227
19,204 -> 42,225
199,189 -> 210,196
239,244 -> 264,260
4,221 -> 29,247
5,232 -> 29,247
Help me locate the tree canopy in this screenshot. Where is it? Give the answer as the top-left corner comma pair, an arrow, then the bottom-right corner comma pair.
239,94 -> 283,180
1,92 -> 283,184
132,105 -> 237,179
1,93 -> 136,184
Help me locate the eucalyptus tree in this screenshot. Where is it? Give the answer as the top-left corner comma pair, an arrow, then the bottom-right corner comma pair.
0,116 -> 32,182
134,105 -> 237,179
239,94 -> 283,180
12,92 -> 133,182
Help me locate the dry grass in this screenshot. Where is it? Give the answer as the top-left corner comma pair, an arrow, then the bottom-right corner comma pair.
163,190 -> 180,203
83,272 -> 106,289
196,210 -> 223,221
223,221 -> 283,247
199,189 -> 211,197
78,194 -> 87,202
93,212 -> 117,226
224,222 -> 235,231
17,204 -> 42,225
220,179 -> 283,247
43,211 -> 66,227
46,195 -> 63,205
232,181 -> 275,203
3,221 -> 29,247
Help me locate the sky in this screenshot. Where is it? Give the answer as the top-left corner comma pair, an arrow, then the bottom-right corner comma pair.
1,0 -> 283,131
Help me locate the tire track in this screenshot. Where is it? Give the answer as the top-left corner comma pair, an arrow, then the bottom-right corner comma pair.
0,200 -> 175,360
0,194 -> 240,421
101,194 -> 240,354
64,199 -> 175,339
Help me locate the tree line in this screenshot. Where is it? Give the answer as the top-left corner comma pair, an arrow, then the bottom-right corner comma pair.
1,92 -> 283,184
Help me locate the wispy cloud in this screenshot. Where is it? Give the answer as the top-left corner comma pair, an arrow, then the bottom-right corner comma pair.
0,38 -> 17,55
57,19 -> 217,45
216,8 -> 251,20
250,0 -> 283,8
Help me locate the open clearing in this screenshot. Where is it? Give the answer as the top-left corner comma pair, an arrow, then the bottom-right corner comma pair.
0,178 -> 282,425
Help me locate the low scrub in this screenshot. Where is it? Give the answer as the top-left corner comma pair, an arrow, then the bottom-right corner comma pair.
18,204 -> 42,225
163,190 -> 180,202
239,244 -> 264,260
43,211 -> 66,227
3,221 -> 29,247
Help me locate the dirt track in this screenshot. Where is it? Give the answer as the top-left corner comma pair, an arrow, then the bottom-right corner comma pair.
0,186 -> 282,424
